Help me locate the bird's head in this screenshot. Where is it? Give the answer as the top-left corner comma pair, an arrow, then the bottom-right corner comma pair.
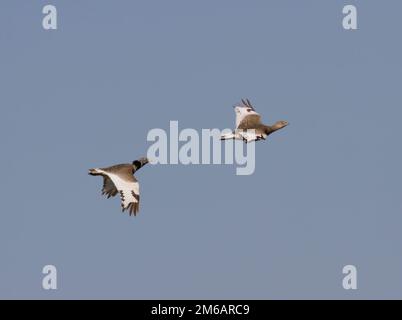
233,99 -> 258,118
272,120 -> 289,130
233,106 -> 256,117
233,106 -> 242,115
132,157 -> 149,171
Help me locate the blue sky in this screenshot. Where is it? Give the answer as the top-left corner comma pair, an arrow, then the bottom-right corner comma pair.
0,0 -> 401,299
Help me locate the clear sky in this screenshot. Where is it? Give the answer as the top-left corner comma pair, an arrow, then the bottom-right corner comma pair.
1,0 -> 401,299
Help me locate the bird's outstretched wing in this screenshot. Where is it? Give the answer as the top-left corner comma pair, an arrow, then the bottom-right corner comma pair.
102,176 -> 118,198
106,172 -> 140,216
220,131 -> 237,140
234,99 -> 262,129
90,167 -> 140,216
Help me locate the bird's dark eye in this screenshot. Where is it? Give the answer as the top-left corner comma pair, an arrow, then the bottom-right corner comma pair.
247,108 -> 252,112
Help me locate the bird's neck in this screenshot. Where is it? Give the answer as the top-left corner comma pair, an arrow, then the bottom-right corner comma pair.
270,123 -> 285,132
264,125 -> 275,135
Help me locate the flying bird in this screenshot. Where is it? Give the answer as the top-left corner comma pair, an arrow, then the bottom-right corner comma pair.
221,99 -> 289,143
88,157 -> 149,216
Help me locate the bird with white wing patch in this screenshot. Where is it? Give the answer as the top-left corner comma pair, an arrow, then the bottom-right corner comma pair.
221,99 -> 289,143
89,157 -> 149,216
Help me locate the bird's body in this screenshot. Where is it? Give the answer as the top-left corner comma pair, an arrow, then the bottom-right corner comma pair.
221,99 -> 288,143
89,157 -> 149,216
